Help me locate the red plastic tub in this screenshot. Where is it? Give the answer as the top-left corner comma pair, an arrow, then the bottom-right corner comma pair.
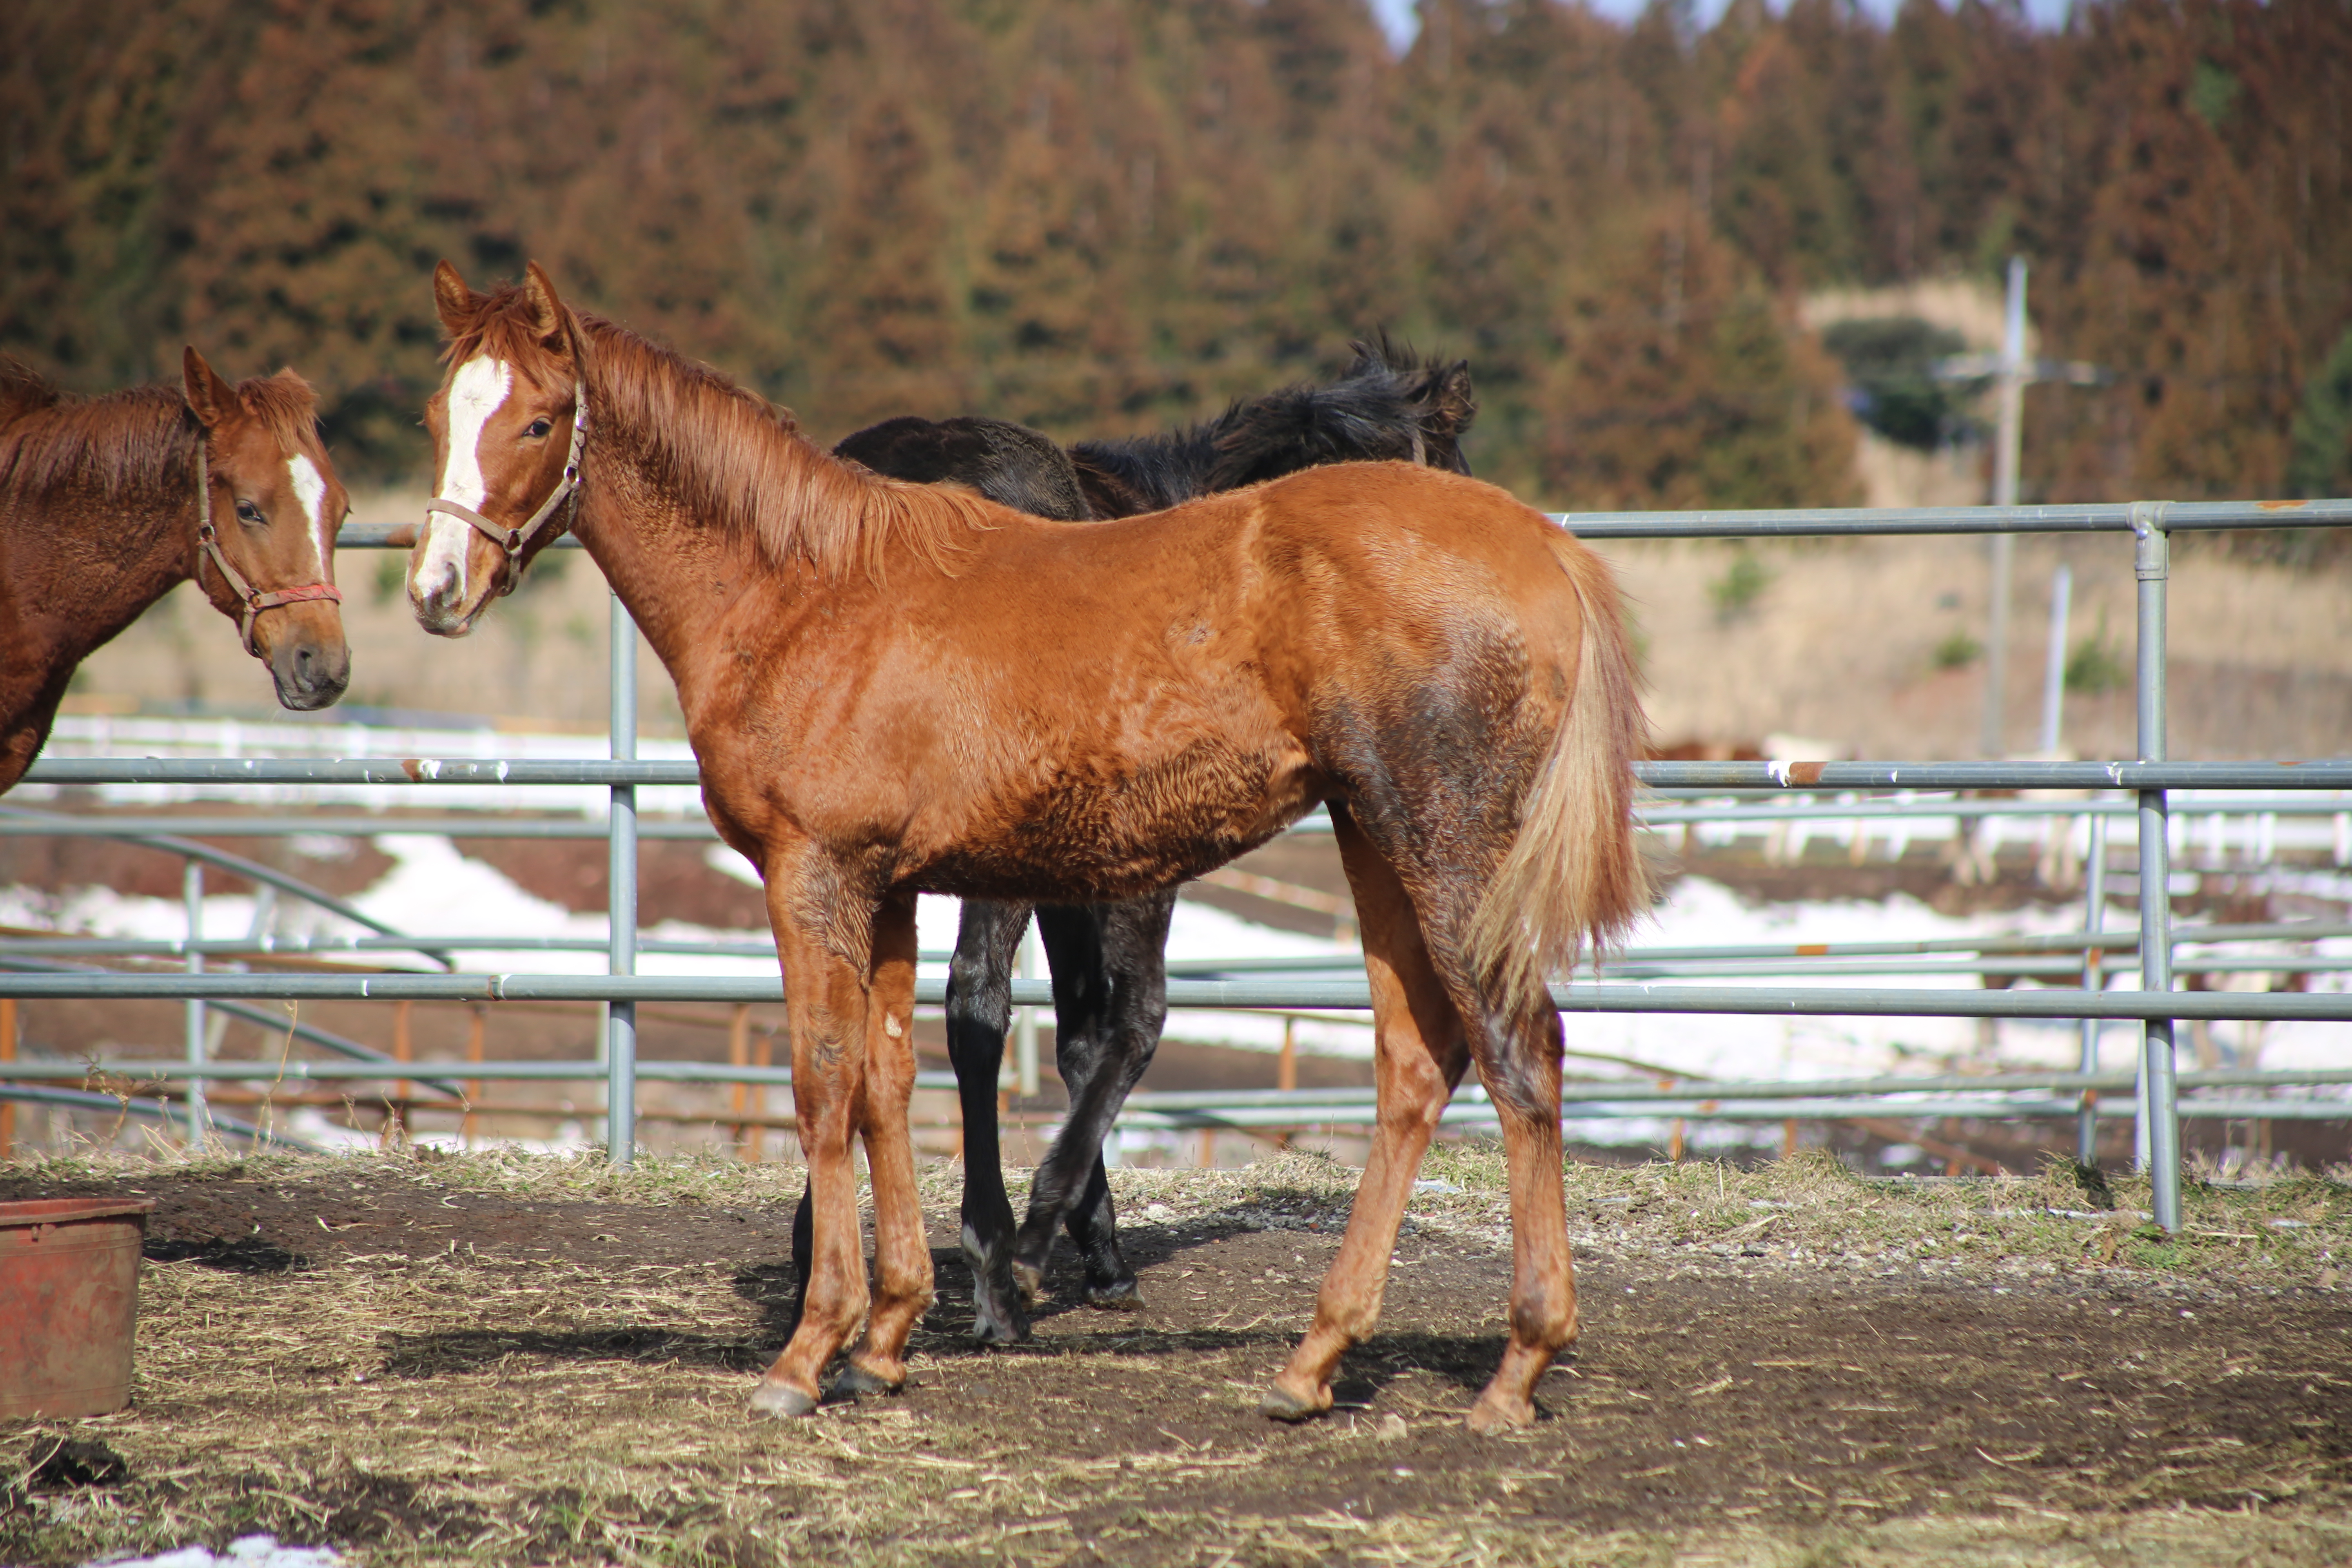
0,1198 -> 155,1418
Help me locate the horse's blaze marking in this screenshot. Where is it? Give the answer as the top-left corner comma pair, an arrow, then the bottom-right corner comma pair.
420,356 -> 512,602
883,1013 -> 903,1038
286,452 -> 330,576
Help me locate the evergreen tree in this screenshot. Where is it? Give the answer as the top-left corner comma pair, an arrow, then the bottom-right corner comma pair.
2,0 -> 2345,505
2287,327 -> 2352,499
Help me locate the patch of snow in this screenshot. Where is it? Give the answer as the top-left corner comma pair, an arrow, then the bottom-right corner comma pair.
87,1534 -> 343,1568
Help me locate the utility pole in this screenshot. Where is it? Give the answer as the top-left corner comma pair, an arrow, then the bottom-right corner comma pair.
1980,256 -> 2027,758
2040,563 -> 2072,755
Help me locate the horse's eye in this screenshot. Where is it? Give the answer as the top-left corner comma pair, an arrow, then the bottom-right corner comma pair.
524,418 -> 553,439
235,500 -> 265,525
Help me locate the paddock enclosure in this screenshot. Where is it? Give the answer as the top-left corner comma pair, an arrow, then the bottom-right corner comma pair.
5,1149 -> 2352,1565
4,497 -> 2352,1562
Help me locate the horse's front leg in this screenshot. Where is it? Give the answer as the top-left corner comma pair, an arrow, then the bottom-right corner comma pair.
837,889 -> 934,1395
945,899 -> 1032,1343
751,878 -> 882,1417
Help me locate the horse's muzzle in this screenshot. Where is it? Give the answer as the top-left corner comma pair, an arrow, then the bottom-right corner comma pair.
408,570 -> 486,639
268,629 -> 351,711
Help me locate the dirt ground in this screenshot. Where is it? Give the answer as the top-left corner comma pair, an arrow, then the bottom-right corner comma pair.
5,1149 -> 2352,1566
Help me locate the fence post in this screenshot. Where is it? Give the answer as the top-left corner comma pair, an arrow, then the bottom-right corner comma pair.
1980,256 -> 2028,758
728,1003 -> 750,1160
184,861 -> 208,1146
2133,502 -> 2180,1231
2076,812 -> 2108,1164
608,590 -> 639,1167
1015,921 -> 1040,1098
0,997 -> 14,1158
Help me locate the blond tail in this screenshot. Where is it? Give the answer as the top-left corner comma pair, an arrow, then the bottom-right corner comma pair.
1467,530 -> 1652,1022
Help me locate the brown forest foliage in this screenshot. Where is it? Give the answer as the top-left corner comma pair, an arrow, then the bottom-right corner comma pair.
3,0 -> 2348,508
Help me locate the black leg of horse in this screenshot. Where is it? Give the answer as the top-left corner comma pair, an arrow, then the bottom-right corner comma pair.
947,897 -> 1034,1344
782,1179 -> 815,1339
1012,890 -> 1176,1308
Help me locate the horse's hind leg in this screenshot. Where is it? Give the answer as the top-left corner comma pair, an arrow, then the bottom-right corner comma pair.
1464,1002 -> 1577,1432
1266,809 -> 1468,1421
1016,891 -> 1175,1308
838,890 -> 935,1396
948,898 -> 1032,1344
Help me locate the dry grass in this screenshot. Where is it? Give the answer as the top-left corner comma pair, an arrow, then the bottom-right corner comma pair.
4,1146 -> 2350,1566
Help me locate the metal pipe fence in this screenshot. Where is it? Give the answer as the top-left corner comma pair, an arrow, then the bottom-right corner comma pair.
2,497 -> 2347,1226
6,921 -> 2343,969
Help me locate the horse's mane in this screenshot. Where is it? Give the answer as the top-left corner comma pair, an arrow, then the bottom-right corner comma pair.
445,289 -> 992,581
1069,332 -> 1477,518
0,356 -> 320,503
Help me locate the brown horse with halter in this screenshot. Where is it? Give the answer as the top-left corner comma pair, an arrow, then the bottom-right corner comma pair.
409,261 -> 1650,1432
0,351 -> 352,791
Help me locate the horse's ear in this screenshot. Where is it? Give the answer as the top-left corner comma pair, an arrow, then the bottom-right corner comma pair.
433,261 -> 477,336
1430,360 -> 1478,437
522,261 -> 570,350
1348,328 -> 1412,378
182,346 -> 237,430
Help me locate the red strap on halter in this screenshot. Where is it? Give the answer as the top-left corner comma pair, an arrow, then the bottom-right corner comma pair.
193,444 -> 343,658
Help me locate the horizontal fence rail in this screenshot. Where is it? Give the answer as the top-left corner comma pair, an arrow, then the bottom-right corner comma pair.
1545,497 -> 2352,538
0,971 -> 2343,1021
10,1065 -> 2343,1132
6,795 -> 2348,832
7,922 -> 2343,968
338,502 -> 2352,545
9,1062 -> 2336,1096
21,757 -> 2352,791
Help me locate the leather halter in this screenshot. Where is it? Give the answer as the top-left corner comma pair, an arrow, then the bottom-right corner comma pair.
192,442 -> 344,658
421,383 -> 588,598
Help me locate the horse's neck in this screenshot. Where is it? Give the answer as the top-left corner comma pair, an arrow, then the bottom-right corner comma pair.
567,452 -> 782,720
1,471 -> 190,662
0,470 -> 191,784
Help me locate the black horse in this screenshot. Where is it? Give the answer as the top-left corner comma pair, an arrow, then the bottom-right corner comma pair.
797,338 -> 1477,1343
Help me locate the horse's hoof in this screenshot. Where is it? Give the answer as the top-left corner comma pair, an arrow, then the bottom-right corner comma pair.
1085,1278 -> 1145,1312
1010,1260 -> 1043,1306
1466,1392 -> 1536,1434
829,1361 -> 903,1400
971,1308 -> 1031,1346
749,1378 -> 819,1418
971,1283 -> 1032,1345
1261,1383 -> 1330,1423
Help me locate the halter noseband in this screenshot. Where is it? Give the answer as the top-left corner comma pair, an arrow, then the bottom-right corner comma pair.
192,443 -> 344,659
420,383 -> 588,598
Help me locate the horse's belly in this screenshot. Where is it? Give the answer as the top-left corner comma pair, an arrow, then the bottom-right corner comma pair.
915,734 -> 1320,903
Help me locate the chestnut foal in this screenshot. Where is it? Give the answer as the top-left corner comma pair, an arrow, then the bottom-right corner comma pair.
823,340 -> 1478,1345
409,262 -> 1649,1431
0,351 -> 351,791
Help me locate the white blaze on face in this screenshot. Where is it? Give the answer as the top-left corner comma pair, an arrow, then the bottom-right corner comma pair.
417,355 -> 512,604
286,452 -> 330,576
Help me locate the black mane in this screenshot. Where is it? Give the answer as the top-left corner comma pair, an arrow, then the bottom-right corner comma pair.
830,333 -> 1477,524
1069,333 -> 1476,517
